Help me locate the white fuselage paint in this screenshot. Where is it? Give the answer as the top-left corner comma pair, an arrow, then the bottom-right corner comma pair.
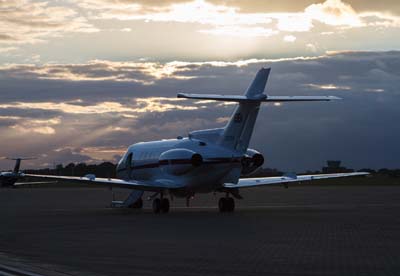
116,138 -> 244,195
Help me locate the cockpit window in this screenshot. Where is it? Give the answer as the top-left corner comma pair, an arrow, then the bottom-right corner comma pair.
126,152 -> 133,169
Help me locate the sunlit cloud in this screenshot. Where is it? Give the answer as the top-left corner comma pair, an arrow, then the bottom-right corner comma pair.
72,0 -> 400,38
364,88 -> 385,93
0,47 -> 18,53
0,56 -> 325,83
283,35 -> 297,42
305,83 -> 352,90
0,0 -> 98,46
200,26 -> 277,37
0,61 -> 197,84
215,117 -> 229,123
0,98 -> 199,116
79,146 -> 126,161
9,117 -> 61,135
304,0 -> 362,27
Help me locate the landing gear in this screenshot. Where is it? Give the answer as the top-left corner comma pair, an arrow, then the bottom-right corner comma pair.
218,197 -> 235,212
128,198 -> 143,209
152,198 -> 161,213
160,198 -> 170,213
152,198 -> 170,213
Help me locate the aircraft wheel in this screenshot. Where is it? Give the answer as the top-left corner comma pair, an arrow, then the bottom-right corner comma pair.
227,197 -> 235,212
219,197 -> 235,212
218,197 -> 227,212
161,198 -> 170,213
152,198 -> 161,213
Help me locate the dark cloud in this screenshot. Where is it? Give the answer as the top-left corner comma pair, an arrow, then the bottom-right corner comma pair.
0,51 -> 399,171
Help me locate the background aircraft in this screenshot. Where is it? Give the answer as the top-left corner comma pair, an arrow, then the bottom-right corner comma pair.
24,68 -> 368,213
0,157 -> 57,188
0,157 -> 34,187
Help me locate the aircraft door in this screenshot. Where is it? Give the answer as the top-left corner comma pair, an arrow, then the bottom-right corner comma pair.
126,152 -> 133,177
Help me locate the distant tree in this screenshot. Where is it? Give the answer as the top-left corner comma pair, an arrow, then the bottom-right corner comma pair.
65,163 -> 75,176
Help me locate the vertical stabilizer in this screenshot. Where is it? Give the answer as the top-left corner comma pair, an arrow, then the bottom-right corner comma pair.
219,68 -> 270,153
245,67 -> 270,99
13,158 -> 21,173
7,157 -> 35,174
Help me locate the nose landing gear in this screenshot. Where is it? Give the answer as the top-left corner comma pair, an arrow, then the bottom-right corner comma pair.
218,197 -> 235,212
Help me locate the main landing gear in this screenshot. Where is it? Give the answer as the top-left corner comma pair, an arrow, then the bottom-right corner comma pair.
218,197 -> 235,212
152,197 -> 170,214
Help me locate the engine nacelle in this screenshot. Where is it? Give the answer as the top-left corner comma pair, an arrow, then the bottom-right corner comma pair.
241,149 -> 264,176
159,148 -> 203,176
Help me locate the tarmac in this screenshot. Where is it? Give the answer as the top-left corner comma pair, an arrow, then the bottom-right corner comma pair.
0,183 -> 400,276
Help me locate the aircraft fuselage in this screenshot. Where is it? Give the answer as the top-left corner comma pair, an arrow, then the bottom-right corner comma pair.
116,137 -> 244,195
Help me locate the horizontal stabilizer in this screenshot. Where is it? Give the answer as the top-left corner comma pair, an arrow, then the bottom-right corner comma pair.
177,93 -> 257,102
177,93 -> 341,102
264,96 -> 341,102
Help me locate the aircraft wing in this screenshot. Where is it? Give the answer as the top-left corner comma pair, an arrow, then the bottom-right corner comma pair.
223,172 -> 369,189
23,174 -> 184,191
14,181 -> 59,186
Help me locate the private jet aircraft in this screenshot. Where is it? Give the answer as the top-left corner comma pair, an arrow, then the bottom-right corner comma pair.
0,157 -> 43,187
25,68 -> 368,213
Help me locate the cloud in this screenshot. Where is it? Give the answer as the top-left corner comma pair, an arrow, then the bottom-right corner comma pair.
71,0 -> 400,38
0,61 -> 201,84
7,116 -> 61,135
0,98 -> 199,117
0,51 -> 399,170
304,0 -> 362,27
0,56 -> 324,84
283,35 -> 297,42
305,83 -> 351,90
0,0 -> 98,47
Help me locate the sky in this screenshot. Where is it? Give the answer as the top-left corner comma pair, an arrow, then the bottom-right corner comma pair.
0,0 -> 399,172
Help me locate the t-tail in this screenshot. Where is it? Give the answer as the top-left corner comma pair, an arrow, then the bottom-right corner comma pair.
6,157 -> 36,173
178,68 -> 340,153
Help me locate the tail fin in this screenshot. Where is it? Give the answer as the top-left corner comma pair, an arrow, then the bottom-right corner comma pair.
178,67 -> 340,153
13,158 -> 21,173
6,157 -> 36,173
245,67 -> 270,98
219,68 -> 270,152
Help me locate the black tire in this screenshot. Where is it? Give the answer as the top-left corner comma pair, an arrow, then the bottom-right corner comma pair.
218,197 -> 227,212
226,197 -> 235,212
152,198 -> 161,213
161,198 -> 170,213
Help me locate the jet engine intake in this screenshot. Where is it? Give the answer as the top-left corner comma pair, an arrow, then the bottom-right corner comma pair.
241,149 -> 264,176
159,149 -> 203,175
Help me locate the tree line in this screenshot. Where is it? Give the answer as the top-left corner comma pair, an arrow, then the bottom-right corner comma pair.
24,162 -> 400,178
